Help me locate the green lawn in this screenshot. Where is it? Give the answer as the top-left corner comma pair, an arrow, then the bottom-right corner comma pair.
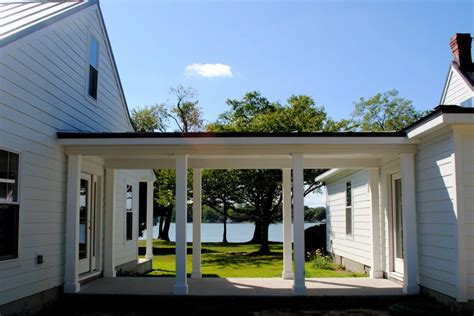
138,240 -> 366,278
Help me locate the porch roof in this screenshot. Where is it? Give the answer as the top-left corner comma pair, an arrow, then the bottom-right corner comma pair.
57,130 -> 417,169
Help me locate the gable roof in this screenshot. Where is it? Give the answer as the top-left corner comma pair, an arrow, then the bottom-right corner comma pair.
0,1 -> 96,47
439,62 -> 474,104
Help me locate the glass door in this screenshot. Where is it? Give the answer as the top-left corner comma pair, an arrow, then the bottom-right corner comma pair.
391,172 -> 404,274
79,173 -> 92,274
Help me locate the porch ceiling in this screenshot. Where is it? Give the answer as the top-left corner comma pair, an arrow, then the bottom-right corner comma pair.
57,132 -> 417,169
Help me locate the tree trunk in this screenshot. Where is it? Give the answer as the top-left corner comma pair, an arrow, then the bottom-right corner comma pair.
248,222 -> 262,244
257,221 -> 271,255
223,203 -> 228,244
158,215 -> 164,237
160,206 -> 172,242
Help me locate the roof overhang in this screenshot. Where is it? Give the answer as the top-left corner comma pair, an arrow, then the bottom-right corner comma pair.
57,132 -> 416,170
403,106 -> 474,139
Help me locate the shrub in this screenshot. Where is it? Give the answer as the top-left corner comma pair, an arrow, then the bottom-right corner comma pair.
309,249 -> 336,270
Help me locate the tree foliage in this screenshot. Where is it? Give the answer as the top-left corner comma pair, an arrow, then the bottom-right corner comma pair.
304,206 -> 326,222
168,85 -> 204,132
351,89 -> 428,131
130,104 -> 168,132
207,91 -> 341,253
202,169 -> 242,243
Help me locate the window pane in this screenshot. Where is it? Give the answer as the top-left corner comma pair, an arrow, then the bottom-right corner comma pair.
0,150 -> 19,203
345,181 -> 352,207
88,66 -> 98,99
79,179 -> 88,260
126,212 -> 133,241
395,178 -> 404,259
345,207 -> 352,236
0,204 -> 19,260
89,37 -> 99,68
126,185 -> 132,211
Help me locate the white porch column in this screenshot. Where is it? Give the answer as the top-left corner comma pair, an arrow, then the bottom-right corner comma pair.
64,154 -> 81,293
192,169 -> 202,279
104,168 -> 116,278
291,153 -> 307,295
369,168 -> 383,278
145,181 -> 154,260
282,168 -> 294,280
400,153 -> 419,294
174,154 -> 189,295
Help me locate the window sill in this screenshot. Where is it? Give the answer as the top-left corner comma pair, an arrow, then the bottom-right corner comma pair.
0,257 -> 21,270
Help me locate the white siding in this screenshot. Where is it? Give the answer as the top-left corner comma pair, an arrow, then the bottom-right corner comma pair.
415,128 -> 457,298
0,5 -> 141,305
441,67 -> 474,105
458,129 -> 474,299
1,6 -> 132,133
113,170 -> 143,268
326,170 -> 372,267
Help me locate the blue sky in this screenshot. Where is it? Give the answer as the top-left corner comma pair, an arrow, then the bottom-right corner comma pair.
100,0 -> 473,126
100,0 -> 472,207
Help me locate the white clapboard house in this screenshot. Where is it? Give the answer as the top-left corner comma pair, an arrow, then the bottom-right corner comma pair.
1,0 -> 473,315
317,33 -> 474,310
0,0 -> 155,312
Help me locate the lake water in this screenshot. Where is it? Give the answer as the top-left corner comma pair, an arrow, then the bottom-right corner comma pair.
142,223 -> 319,243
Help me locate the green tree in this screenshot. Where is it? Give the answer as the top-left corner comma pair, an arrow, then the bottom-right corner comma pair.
153,169 -> 176,241
168,85 -> 203,132
202,169 -> 242,243
130,104 -> 168,132
351,89 -> 428,131
131,85 -> 204,240
207,91 -> 342,254
304,206 -> 326,222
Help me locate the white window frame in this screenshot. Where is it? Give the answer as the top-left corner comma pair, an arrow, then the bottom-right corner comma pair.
0,147 -> 22,269
345,181 -> 354,238
85,31 -> 100,103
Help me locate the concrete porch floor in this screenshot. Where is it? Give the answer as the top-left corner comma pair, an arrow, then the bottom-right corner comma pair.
80,277 -> 404,296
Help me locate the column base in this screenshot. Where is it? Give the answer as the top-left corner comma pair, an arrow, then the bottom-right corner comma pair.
403,284 -> 419,295
370,270 -> 384,279
145,254 -> 154,260
292,285 -> 307,296
174,284 -> 189,295
282,271 -> 294,280
64,282 -> 81,293
103,269 -> 116,278
191,272 -> 202,279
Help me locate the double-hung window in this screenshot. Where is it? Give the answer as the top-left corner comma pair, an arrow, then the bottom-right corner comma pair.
125,185 -> 133,241
345,181 -> 353,237
0,150 -> 20,261
88,36 -> 99,100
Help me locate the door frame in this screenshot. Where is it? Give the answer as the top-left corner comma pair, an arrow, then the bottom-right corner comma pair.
389,171 -> 404,275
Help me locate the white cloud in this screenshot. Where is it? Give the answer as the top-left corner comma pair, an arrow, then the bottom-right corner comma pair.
185,63 -> 233,78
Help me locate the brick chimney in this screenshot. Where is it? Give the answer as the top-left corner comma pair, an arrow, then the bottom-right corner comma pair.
450,33 -> 473,70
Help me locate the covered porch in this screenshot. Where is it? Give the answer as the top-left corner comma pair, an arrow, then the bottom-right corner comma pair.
58,131 -> 419,296
79,276 -> 404,296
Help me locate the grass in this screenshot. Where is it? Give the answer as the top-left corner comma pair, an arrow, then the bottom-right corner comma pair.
138,240 -> 366,278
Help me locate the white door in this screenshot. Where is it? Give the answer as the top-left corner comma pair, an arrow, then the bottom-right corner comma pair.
391,172 -> 404,274
78,173 -> 94,274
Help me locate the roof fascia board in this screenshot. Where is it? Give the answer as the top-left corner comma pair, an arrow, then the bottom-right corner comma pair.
407,113 -> 474,139
406,114 -> 445,139
57,135 -> 413,146
315,169 -> 340,182
439,65 -> 454,104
